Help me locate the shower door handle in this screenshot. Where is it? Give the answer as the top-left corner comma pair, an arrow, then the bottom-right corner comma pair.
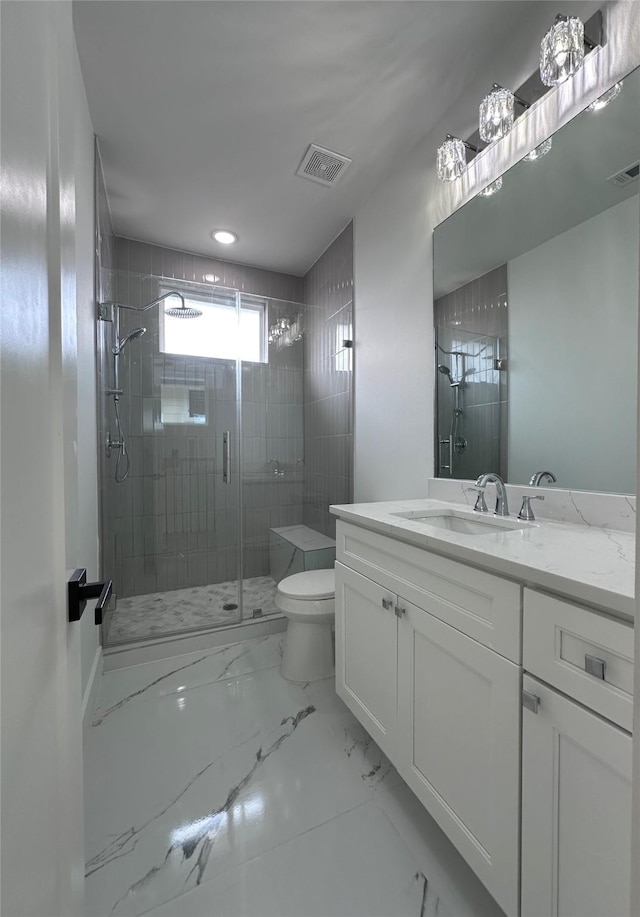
223,431 -> 231,484
439,436 -> 453,475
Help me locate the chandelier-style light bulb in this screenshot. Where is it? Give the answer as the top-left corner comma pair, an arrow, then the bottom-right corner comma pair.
437,136 -> 466,182
587,81 -> 623,112
479,87 -> 515,143
524,138 -> 553,161
478,178 -> 503,198
540,15 -> 585,86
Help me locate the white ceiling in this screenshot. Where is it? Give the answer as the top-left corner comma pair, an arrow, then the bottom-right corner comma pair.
73,0 -> 597,276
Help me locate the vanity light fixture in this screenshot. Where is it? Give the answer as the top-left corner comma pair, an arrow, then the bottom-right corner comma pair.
587,81 -> 623,112
523,137 -> 553,161
436,135 -> 479,183
211,229 -> 238,245
539,14 -> 597,87
203,273 -> 221,283
478,178 -> 502,198
479,85 -> 529,143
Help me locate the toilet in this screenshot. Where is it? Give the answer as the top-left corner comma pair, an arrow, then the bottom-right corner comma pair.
276,569 -> 335,683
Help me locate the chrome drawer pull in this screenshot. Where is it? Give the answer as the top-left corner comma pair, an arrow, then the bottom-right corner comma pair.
585,654 -> 606,680
381,598 -> 393,611
394,605 -> 406,618
522,690 -> 540,714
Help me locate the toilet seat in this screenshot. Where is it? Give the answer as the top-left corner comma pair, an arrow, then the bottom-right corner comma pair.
277,569 -> 335,601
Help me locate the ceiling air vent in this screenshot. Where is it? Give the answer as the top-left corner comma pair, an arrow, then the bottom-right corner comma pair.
607,160 -> 639,188
296,144 -> 352,187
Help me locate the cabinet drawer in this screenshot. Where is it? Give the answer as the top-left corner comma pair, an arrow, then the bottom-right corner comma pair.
337,521 -> 521,662
524,589 -> 634,732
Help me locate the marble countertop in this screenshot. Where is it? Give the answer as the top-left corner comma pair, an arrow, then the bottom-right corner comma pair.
330,499 -> 635,622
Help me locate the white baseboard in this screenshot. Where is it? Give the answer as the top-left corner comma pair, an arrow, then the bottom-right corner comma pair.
82,646 -> 103,734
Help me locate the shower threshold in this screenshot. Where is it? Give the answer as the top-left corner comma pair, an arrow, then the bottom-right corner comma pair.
104,575 -> 280,647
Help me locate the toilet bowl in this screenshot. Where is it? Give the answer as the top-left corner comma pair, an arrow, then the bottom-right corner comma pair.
276,569 -> 335,683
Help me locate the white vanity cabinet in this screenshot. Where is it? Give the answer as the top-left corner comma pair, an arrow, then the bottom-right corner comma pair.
521,590 -> 634,917
335,522 -> 522,916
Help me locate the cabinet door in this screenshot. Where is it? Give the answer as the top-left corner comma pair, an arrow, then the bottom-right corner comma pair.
521,675 -> 632,917
397,600 -> 521,917
335,562 -> 398,757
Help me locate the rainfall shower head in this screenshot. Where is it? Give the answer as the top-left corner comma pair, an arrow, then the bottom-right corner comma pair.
113,327 -> 146,355
165,302 -> 202,319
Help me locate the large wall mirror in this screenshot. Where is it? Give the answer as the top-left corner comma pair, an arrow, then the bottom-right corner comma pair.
433,66 -> 639,495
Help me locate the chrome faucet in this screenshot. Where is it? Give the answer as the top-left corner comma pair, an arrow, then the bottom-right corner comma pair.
475,472 -> 510,516
529,470 -> 557,486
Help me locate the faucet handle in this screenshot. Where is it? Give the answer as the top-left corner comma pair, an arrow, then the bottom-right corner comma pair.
518,494 -> 544,521
465,486 -> 488,514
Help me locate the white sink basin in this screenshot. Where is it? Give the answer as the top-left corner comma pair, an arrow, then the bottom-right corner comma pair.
391,508 -> 530,535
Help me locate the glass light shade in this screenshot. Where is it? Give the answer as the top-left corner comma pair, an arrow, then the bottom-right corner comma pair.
437,137 -> 466,182
479,88 -> 515,143
540,16 -> 584,86
478,177 -> 503,198
587,82 -> 623,112
524,137 -> 553,161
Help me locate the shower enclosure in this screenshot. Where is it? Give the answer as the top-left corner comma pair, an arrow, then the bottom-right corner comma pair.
435,326 -> 507,480
96,269 -> 319,646
434,263 -> 509,482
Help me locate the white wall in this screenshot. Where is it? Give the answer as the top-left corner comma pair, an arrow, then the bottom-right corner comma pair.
508,196 -> 639,493
73,52 -> 101,712
353,2 -> 640,910
1,1 -> 97,912
353,0 -> 640,502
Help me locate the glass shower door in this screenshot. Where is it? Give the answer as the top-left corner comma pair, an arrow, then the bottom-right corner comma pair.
99,274 -> 244,644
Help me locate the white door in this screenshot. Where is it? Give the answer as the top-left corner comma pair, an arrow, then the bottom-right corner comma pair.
521,675 -> 632,917
1,4 -> 87,915
335,562 -> 398,757
397,601 -> 521,917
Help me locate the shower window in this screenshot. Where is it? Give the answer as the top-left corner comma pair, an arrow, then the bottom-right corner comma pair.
159,290 -> 267,362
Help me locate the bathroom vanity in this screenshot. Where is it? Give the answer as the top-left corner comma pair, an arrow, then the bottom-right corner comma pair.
331,492 -> 634,917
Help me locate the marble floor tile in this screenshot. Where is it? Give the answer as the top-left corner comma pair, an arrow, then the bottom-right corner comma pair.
107,576 -> 280,645
85,635 -> 505,917
93,635 -> 284,726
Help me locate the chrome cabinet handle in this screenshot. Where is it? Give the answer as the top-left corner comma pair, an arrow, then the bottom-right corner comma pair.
394,605 -> 406,618
585,654 -> 606,680
223,431 -> 231,484
381,598 -> 393,610
522,690 -> 540,714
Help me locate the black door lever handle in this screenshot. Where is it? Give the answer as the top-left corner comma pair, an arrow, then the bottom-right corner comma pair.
68,569 -> 113,625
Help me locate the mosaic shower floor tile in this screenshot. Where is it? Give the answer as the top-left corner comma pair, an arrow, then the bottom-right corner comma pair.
107,575 -> 279,644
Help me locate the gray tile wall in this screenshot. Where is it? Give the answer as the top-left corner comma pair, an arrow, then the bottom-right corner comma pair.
99,232 -> 353,605
301,223 -> 354,538
114,237 -> 303,302
434,265 -> 508,481
100,238 -> 306,601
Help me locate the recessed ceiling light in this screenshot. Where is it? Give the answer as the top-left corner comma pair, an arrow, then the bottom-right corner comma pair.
211,230 -> 238,245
